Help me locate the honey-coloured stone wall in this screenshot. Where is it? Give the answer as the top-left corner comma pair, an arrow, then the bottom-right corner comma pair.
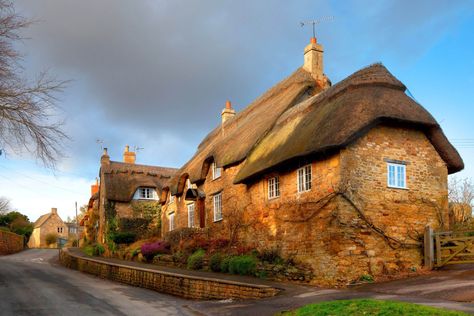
59,248 -> 279,300
0,230 -> 24,255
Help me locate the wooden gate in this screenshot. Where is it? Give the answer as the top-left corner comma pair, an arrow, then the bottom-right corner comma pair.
424,226 -> 474,268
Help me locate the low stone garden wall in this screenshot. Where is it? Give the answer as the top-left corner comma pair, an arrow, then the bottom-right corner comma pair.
59,248 -> 280,300
0,230 -> 24,255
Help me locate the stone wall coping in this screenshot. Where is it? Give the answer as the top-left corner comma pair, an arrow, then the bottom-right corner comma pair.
61,248 -> 277,290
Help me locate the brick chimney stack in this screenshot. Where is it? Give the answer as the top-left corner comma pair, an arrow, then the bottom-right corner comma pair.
100,148 -> 110,166
91,178 -> 99,196
51,207 -> 57,215
303,37 -> 328,87
123,145 -> 136,164
221,100 -> 236,124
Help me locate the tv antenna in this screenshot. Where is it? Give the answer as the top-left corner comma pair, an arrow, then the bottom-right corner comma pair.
300,16 -> 334,38
96,139 -> 104,150
134,146 -> 144,153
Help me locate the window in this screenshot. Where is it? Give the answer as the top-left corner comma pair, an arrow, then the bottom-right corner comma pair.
268,176 -> 280,199
186,178 -> 192,189
387,162 -> 407,189
137,187 -> 154,199
187,203 -> 195,228
169,212 -> 175,231
57,227 -> 63,233
297,165 -> 312,192
213,192 -> 223,222
212,162 -> 222,180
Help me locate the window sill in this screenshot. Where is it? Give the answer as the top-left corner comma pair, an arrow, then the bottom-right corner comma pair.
213,218 -> 223,223
387,186 -> 409,190
268,196 -> 280,201
297,189 -> 311,194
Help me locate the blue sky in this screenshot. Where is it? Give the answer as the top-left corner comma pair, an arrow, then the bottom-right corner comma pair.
1,0 -> 473,222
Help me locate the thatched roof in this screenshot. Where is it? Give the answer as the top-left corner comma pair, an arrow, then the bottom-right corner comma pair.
169,63 -> 463,193
234,64 -> 463,183
102,161 -> 178,202
170,67 -> 323,195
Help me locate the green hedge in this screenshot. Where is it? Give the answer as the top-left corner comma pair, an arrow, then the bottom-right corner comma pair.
187,249 -> 205,270
228,255 -> 257,276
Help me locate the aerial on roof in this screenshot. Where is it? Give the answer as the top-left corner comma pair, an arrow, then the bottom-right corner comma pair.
169,61 -> 462,193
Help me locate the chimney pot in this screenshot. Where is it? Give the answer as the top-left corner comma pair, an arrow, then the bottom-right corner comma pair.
221,100 -> 236,124
123,145 -> 136,164
310,37 -> 317,44
101,147 -> 110,165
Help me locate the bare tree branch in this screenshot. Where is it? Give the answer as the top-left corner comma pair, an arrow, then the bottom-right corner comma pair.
0,196 -> 10,214
0,0 -> 68,168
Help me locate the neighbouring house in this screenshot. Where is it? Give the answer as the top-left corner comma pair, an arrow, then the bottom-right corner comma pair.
160,37 -> 464,285
28,208 -> 68,248
95,145 -> 178,244
64,221 -> 83,242
80,180 -> 100,245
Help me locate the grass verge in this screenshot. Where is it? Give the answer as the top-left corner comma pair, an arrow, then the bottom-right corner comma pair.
278,299 -> 469,316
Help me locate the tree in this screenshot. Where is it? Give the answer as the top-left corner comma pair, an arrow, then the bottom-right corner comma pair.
0,196 -> 10,214
448,176 -> 474,226
0,0 -> 67,168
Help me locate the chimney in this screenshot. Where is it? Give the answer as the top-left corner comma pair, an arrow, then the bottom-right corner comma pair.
100,147 -> 110,165
51,208 -> 57,215
123,145 -> 136,164
303,37 -> 328,87
221,100 -> 236,124
91,178 -> 99,196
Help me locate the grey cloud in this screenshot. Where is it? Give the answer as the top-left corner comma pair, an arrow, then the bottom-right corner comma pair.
14,0 -> 473,170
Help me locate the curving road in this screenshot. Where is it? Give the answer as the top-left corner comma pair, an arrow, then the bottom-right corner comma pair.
0,249 -> 194,316
1,249 -> 473,316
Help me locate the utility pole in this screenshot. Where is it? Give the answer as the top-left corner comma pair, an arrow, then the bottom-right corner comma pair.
75,201 -> 78,247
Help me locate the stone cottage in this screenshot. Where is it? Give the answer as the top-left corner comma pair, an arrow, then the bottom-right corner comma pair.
28,208 -> 68,248
96,146 -> 178,243
160,37 -> 464,285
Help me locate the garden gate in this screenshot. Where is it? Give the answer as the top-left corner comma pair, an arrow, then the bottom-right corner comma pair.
424,226 -> 474,268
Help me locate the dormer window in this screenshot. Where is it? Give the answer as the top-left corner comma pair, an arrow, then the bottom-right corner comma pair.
134,187 -> 158,200
212,162 -> 222,180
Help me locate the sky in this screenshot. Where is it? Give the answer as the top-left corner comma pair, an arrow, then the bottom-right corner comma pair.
0,0 -> 473,222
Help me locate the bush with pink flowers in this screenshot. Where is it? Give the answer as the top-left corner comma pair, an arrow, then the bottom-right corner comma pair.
140,240 -> 171,261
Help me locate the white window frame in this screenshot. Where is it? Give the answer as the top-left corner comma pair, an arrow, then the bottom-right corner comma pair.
187,203 -> 195,228
387,162 -> 407,189
297,164 -> 312,193
135,187 -> 157,200
212,162 -> 222,180
213,192 -> 223,222
268,176 -> 280,199
169,212 -> 175,231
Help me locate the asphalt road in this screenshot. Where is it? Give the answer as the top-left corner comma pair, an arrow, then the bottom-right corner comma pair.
0,249 -> 194,316
1,249 -> 474,316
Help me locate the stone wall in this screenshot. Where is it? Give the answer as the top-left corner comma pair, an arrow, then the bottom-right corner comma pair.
59,248 -> 279,300
0,230 -> 24,255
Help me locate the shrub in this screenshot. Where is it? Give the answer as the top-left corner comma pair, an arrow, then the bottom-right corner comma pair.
208,238 -> 229,253
94,244 -> 105,256
45,233 -> 58,246
83,245 -> 94,256
359,274 -> 374,283
229,255 -> 257,276
111,231 -> 136,244
258,247 -> 282,264
187,249 -> 205,270
141,240 -> 171,261
209,253 -> 223,272
172,251 -> 188,265
220,256 -> 231,273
